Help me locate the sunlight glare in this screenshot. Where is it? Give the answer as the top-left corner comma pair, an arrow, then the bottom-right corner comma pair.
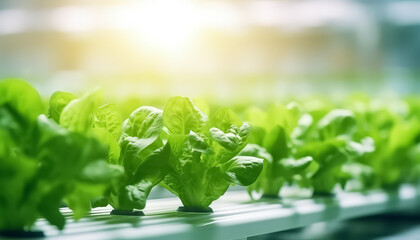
121,0 -> 199,54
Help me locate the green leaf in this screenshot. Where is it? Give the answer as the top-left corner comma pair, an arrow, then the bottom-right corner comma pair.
303,160 -> 319,179
163,96 -> 207,135
121,106 -> 164,140
239,144 -> 273,163
280,156 -> 313,173
291,113 -> 313,141
263,125 -> 288,160
188,131 -> 212,154
318,109 -> 357,140
297,140 -> 347,168
297,140 -> 348,194
64,184 -> 107,219
37,184 -> 67,230
248,125 -> 266,146
48,91 -> 76,123
80,160 -> 123,184
94,104 -> 122,140
346,137 -> 375,157
265,103 -> 301,134
284,102 -> 303,132
209,127 -> 241,150
206,107 -> 242,132
0,105 -> 28,144
91,197 -> 109,208
60,88 -> 103,134
201,167 -> 230,207
91,128 -> 121,164
208,123 -> 251,166
117,145 -> 170,210
223,156 -> 263,186
166,134 -> 189,164
0,130 -> 38,231
119,106 -> 164,174
311,170 -> 337,194
0,79 -> 44,121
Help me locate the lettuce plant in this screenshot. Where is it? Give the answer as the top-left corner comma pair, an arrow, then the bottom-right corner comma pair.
106,106 -> 170,211
349,97 -> 420,188
48,90 -> 126,216
49,90 -> 122,167
0,80 -> 122,232
49,91 -> 170,212
160,97 -> 263,211
241,103 -> 316,198
296,109 -> 374,194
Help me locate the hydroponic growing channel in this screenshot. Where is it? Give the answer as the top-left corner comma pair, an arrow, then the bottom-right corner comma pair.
2,184 -> 413,239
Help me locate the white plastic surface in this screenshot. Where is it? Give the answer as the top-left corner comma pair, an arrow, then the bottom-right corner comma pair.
30,185 -> 420,240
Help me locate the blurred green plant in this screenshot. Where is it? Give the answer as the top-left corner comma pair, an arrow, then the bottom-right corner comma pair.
48,90 -> 170,212
240,103 -> 316,198
0,80 -> 122,232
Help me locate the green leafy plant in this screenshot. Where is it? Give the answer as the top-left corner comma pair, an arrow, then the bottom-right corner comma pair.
0,80 -> 122,232
106,106 -> 170,211
160,96 -> 263,211
296,109 -> 374,194
348,97 -> 420,189
49,90 -> 170,212
48,89 -> 126,216
49,90 -> 122,166
241,103 -> 316,198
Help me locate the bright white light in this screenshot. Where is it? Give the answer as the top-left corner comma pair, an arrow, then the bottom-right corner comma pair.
108,0 -> 199,54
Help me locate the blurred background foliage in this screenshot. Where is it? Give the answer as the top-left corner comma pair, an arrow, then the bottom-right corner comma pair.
0,0 -> 419,107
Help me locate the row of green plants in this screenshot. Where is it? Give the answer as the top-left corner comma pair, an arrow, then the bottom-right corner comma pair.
242,98 -> 420,197
1,79 -> 420,234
